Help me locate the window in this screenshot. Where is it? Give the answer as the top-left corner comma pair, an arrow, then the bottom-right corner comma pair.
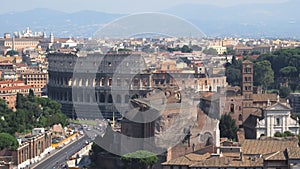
125,95 -> 129,103
239,114 -> 243,121
116,95 -> 121,103
116,78 -> 121,86
230,104 -> 235,113
108,78 -> 112,86
100,93 -> 105,103
275,117 -> 281,126
100,78 -> 105,87
108,94 -> 113,103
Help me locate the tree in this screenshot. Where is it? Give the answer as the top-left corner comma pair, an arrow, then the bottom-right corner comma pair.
0,133 -> 18,151
16,93 -> 24,109
226,48 -> 235,55
181,45 -> 193,53
254,60 -> 274,90
283,131 -> 293,137
203,48 -> 218,55
279,86 -> 291,98
190,45 -> 202,51
225,66 -> 241,86
274,131 -> 283,137
257,48 -> 300,90
29,89 -> 34,98
0,93 -> 67,135
219,114 -> 238,140
121,150 -> 158,169
5,50 -> 19,56
231,55 -> 238,66
279,66 -> 298,86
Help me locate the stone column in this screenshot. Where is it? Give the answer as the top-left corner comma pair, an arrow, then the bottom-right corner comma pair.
139,78 -> 142,89
270,115 -> 274,137
267,114 -> 270,137
285,115 -> 288,131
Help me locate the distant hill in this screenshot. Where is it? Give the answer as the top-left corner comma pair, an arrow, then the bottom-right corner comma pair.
0,8 -> 124,38
163,0 -> 300,38
0,0 -> 299,39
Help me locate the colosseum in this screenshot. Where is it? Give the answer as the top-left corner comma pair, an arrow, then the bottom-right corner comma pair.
47,52 -> 153,119
48,51 -> 227,120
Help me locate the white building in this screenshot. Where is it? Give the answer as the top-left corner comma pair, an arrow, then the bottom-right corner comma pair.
256,102 -> 299,139
209,46 -> 227,55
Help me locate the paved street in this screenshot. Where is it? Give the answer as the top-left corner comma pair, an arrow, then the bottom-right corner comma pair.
33,135 -> 89,169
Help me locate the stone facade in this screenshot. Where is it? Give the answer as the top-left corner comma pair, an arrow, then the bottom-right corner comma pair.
14,130 -> 52,169
47,52 -> 151,119
256,102 -> 299,138
19,70 -> 48,96
0,129 -> 52,169
48,52 -> 227,119
0,80 -> 36,110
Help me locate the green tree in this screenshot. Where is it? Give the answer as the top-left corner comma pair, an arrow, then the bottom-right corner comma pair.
5,50 -> 19,56
225,66 -> 241,86
29,89 -> 34,98
0,133 -> 18,151
257,48 -> 300,90
181,45 -> 193,53
279,66 -> 298,86
0,93 -> 67,135
219,114 -> 238,140
254,60 -> 274,90
279,86 -> 291,98
190,45 -> 202,51
274,131 -> 283,137
283,131 -> 293,137
203,48 -> 218,55
121,150 -> 158,169
226,48 -> 235,55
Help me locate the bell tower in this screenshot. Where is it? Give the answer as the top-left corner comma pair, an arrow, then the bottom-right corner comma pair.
242,60 -> 253,107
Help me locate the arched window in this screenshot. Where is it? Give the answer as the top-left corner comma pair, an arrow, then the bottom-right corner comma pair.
125,95 -> 129,103
239,114 -> 243,121
108,94 -> 113,103
230,104 -> 235,113
116,94 -> 121,103
100,93 -> 105,103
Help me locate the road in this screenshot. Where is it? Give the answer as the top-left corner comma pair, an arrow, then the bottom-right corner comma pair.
33,135 -> 89,169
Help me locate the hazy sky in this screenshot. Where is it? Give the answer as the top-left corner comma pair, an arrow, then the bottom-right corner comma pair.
1,0 -> 289,14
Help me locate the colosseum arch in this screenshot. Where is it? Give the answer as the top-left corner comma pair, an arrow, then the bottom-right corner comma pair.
99,93 -> 105,103
108,94 -> 113,103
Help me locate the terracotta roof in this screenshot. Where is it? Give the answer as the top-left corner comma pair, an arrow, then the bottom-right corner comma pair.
287,147 -> 300,159
222,152 -> 241,158
243,107 -> 263,117
190,156 -> 263,168
241,139 -> 298,155
201,92 -> 221,101
242,60 -> 253,64
162,153 -> 210,166
0,80 -> 24,84
264,151 -> 287,161
253,93 -> 277,102
0,85 -> 32,90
